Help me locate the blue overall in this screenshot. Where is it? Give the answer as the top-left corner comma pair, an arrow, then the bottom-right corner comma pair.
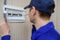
1,22 -> 60,40
31,22 -> 60,40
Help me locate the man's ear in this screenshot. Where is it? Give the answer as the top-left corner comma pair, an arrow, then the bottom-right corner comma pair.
32,6 -> 36,16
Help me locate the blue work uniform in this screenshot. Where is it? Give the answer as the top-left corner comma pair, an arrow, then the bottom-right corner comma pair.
1,35 -> 10,40
1,22 -> 60,40
31,22 -> 60,40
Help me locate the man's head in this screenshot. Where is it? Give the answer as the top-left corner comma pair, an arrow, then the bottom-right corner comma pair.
24,0 -> 55,23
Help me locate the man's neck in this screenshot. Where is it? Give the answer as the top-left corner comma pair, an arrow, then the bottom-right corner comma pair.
34,19 -> 50,30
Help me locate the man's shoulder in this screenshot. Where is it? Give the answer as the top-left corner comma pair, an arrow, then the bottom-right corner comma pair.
46,28 -> 60,37
45,28 -> 59,38
38,28 -> 60,40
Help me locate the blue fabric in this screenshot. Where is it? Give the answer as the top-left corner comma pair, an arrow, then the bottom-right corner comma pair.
1,35 -> 10,40
31,22 -> 60,40
24,0 -> 55,14
1,22 -> 60,40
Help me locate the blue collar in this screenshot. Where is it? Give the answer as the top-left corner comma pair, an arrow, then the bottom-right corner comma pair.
31,22 -> 55,40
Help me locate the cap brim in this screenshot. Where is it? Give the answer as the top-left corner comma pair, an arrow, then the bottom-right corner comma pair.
24,5 -> 31,9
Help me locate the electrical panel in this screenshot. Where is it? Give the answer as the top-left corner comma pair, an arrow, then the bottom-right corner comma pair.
3,5 -> 26,23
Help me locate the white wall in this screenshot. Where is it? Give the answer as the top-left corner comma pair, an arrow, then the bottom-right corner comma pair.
51,0 -> 60,32
56,0 -> 60,32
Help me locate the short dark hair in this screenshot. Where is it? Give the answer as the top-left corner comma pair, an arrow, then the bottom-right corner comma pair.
38,4 -> 55,20
39,11 -> 51,20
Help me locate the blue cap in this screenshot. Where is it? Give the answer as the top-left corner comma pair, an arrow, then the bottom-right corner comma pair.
24,0 -> 55,14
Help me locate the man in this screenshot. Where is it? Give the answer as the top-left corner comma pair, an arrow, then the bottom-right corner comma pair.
0,0 -> 60,40
24,0 -> 60,40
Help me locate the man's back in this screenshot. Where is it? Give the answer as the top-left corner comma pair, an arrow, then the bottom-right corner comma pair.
37,28 -> 60,40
